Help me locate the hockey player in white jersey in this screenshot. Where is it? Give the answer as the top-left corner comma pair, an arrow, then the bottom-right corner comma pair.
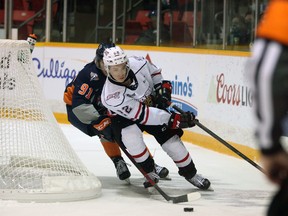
101,46 -> 211,190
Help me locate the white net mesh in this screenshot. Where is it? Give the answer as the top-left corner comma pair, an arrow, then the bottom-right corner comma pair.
0,39 -> 101,202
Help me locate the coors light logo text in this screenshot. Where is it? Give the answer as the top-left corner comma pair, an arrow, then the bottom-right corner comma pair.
216,73 -> 253,107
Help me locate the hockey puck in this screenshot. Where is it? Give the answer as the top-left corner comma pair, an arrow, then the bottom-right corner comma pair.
184,207 -> 194,212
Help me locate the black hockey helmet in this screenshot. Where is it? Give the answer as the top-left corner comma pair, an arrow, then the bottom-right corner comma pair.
95,43 -> 115,61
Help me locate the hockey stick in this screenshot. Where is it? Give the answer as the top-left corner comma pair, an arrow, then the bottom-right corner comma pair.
168,102 -> 266,174
117,143 -> 201,204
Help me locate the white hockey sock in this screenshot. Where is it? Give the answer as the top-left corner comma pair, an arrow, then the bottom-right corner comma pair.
161,135 -> 192,168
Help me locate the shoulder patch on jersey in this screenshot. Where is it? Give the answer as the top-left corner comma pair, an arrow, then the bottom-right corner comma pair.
90,72 -> 99,81
106,91 -> 121,101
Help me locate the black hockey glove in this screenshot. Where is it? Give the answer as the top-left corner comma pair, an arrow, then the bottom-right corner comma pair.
168,111 -> 196,129
92,115 -> 114,142
154,80 -> 172,109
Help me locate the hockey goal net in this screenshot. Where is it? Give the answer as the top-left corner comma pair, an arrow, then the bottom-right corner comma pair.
0,39 -> 101,202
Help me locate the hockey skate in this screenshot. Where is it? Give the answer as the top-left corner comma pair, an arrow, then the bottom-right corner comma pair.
143,171 -> 160,188
186,174 -> 211,190
154,163 -> 170,179
112,157 -> 131,181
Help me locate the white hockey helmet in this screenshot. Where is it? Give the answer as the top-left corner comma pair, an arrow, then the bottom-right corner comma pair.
103,46 -> 128,69
103,46 -> 129,81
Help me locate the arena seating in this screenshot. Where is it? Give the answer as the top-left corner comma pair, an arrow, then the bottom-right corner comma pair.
0,0 -> 58,39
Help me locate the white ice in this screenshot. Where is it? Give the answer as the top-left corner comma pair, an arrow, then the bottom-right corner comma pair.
0,124 -> 276,216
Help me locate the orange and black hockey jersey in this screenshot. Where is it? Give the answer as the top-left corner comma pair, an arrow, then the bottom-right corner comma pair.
63,61 -> 107,124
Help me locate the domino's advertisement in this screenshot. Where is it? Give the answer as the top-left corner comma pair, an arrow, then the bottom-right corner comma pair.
32,44 -> 256,149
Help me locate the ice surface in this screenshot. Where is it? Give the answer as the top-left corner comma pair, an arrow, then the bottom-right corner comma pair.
0,124 -> 276,216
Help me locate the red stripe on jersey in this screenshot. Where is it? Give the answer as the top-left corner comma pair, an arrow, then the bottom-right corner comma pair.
133,148 -> 148,158
174,153 -> 190,164
134,102 -> 142,119
151,70 -> 162,77
141,106 -> 149,125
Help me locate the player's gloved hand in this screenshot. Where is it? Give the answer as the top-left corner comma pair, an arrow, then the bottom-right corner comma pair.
154,80 -> 172,109
168,111 -> 196,129
92,115 -> 114,142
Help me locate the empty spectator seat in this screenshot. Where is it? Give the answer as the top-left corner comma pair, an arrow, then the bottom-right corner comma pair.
13,10 -> 35,39
0,9 -> 3,25
171,21 -> 192,44
13,0 -> 24,10
182,11 -> 194,27
0,9 -> 35,39
125,21 -> 142,44
125,21 -> 143,35
126,10 -> 151,30
29,0 -> 59,23
134,10 -> 151,29
125,10 -> 151,44
163,10 -> 179,26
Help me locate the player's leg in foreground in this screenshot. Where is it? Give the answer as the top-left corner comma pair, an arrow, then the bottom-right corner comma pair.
163,135 -> 211,190
145,125 -> 211,190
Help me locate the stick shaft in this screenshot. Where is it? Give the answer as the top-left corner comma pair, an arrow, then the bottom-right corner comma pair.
117,143 -> 172,202
170,103 -> 265,174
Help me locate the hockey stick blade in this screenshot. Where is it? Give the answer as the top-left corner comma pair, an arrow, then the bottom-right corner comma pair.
153,184 -> 201,203
171,191 -> 201,204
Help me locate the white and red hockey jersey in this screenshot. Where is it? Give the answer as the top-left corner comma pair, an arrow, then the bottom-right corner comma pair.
101,56 -> 171,125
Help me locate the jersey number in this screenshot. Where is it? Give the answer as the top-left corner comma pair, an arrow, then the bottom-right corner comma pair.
122,105 -> 132,113
78,83 -> 93,100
